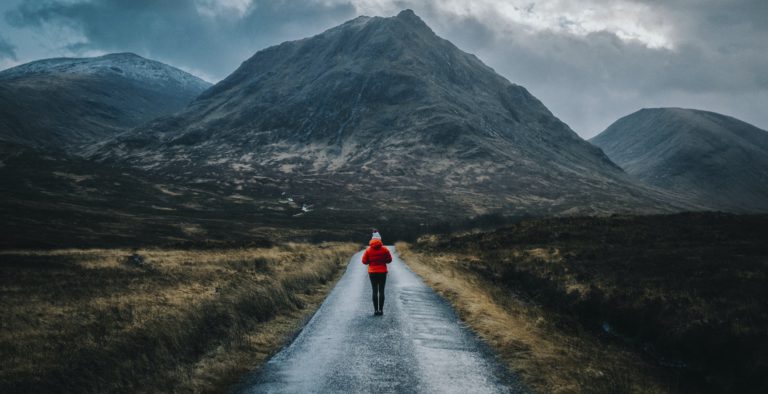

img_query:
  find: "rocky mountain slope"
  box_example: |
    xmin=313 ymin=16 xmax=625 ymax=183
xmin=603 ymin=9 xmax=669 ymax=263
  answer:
xmin=590 ymin=108 xmax=768 ymax=212
xmin=93 ymin=10 xmax=688 ymax=221
xmin=0 ymin=139 xmax=310 ymax=248
xmin=0 ymin=53 xmax=211 ymax=150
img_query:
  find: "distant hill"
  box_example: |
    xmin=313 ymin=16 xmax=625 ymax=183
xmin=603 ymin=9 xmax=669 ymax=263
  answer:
xmin=591 ymin=108 xmax=768 ymax=212
xmin=0 ymin=53 xmax=210 ymax=150
xmin=93 ymin=10 xmax=686 ymax=220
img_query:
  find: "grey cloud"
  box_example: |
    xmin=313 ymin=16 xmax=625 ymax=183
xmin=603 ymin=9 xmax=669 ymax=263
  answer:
xmin=408 ymin=0 xmax=768 ymax=135
xmin=0 ymin=34 xmax=15 ymax=59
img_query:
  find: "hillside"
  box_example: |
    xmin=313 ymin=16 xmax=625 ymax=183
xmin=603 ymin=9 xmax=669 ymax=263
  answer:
xmin=591 ymin=108 xmax=768 ymax=212
xmin=0 ymin=53 xmax=210 ymax=150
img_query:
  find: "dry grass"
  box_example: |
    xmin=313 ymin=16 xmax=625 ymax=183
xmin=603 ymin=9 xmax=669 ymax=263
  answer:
xmin=0 ymin=242 xmax=358 ymax=393
xmin=397 ymin=242 xmax=669 ymax=394
xmin=398 ymin=213 xmax=768 ymax=393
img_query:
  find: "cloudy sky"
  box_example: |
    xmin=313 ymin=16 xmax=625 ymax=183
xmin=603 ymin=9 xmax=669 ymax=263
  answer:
xmin=0 ymin=0 xmax=765 ymax=138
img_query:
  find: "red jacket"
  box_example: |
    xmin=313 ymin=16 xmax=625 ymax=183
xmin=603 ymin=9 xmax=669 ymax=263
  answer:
xmin=362 ymin=239 xmax=392 ymax=274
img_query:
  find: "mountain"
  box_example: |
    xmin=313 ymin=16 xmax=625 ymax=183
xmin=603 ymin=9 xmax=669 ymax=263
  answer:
xmin=590 ymin=108 xmax=768 ymax=212
xmin=93 ymin=10 xmax=688 ymax=221
xmin=0 ymin=53 xmax=211 ymax=150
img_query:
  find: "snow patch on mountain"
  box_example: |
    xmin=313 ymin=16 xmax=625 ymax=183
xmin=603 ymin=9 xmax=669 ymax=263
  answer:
xmin=0 ymin=53 xmax=210 ymax=90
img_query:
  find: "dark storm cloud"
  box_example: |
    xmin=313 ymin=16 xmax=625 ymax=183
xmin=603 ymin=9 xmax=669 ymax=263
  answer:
xmin=2 ymin=0 xmax=766 ymax=136
xmin=5 ymin=0 xmax=355 ymax=81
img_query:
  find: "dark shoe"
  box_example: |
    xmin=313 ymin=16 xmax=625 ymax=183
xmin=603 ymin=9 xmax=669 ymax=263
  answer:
xmin=374 ymin=311 xmax=382 ymax=316
xmin=379 ymin=310 xmax=384 ymax=316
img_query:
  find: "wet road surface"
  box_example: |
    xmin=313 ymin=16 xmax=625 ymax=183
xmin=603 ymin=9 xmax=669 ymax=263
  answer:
xmin=237 ymin=246 xmax=525 ymax=393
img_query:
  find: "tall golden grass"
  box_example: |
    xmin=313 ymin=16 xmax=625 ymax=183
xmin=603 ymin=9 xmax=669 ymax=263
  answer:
xmin=0 ymin=242 xmax=357 ymax=393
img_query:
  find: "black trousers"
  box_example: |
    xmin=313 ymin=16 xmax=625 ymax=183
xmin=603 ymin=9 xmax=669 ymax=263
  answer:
xmin=369 ymin=273 xmax=387 ymax=312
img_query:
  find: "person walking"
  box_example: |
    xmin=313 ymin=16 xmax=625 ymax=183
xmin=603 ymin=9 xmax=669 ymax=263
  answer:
xmin=362 ymin=238 xmax=392 ymax=316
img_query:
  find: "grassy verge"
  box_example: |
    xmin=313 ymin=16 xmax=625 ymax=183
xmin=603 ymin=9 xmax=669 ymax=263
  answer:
xmin=398 ymin=212 xmax=768 ymax=393
xmin=398 ymin=243 xmax=667 ymax=393
xmin=0 ymin=242 xmax=357 ymax=393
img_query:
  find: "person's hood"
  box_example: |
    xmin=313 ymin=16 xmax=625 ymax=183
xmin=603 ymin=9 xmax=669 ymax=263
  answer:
xmin=369 ymin=239 xmax=383 ymax=249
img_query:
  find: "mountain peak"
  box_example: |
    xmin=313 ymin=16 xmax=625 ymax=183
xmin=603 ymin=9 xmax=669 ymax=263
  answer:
xmin=394 ymin=9 xmax=431 ymax=30
xmin=319 ymin=9 xmax=431 ymax=38
xmin=396 ymin=9 xmax=419 ymax=22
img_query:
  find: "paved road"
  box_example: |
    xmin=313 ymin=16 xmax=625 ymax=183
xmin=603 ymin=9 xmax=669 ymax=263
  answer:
xmin=237 ymin=246 xmax=525 ymax=393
